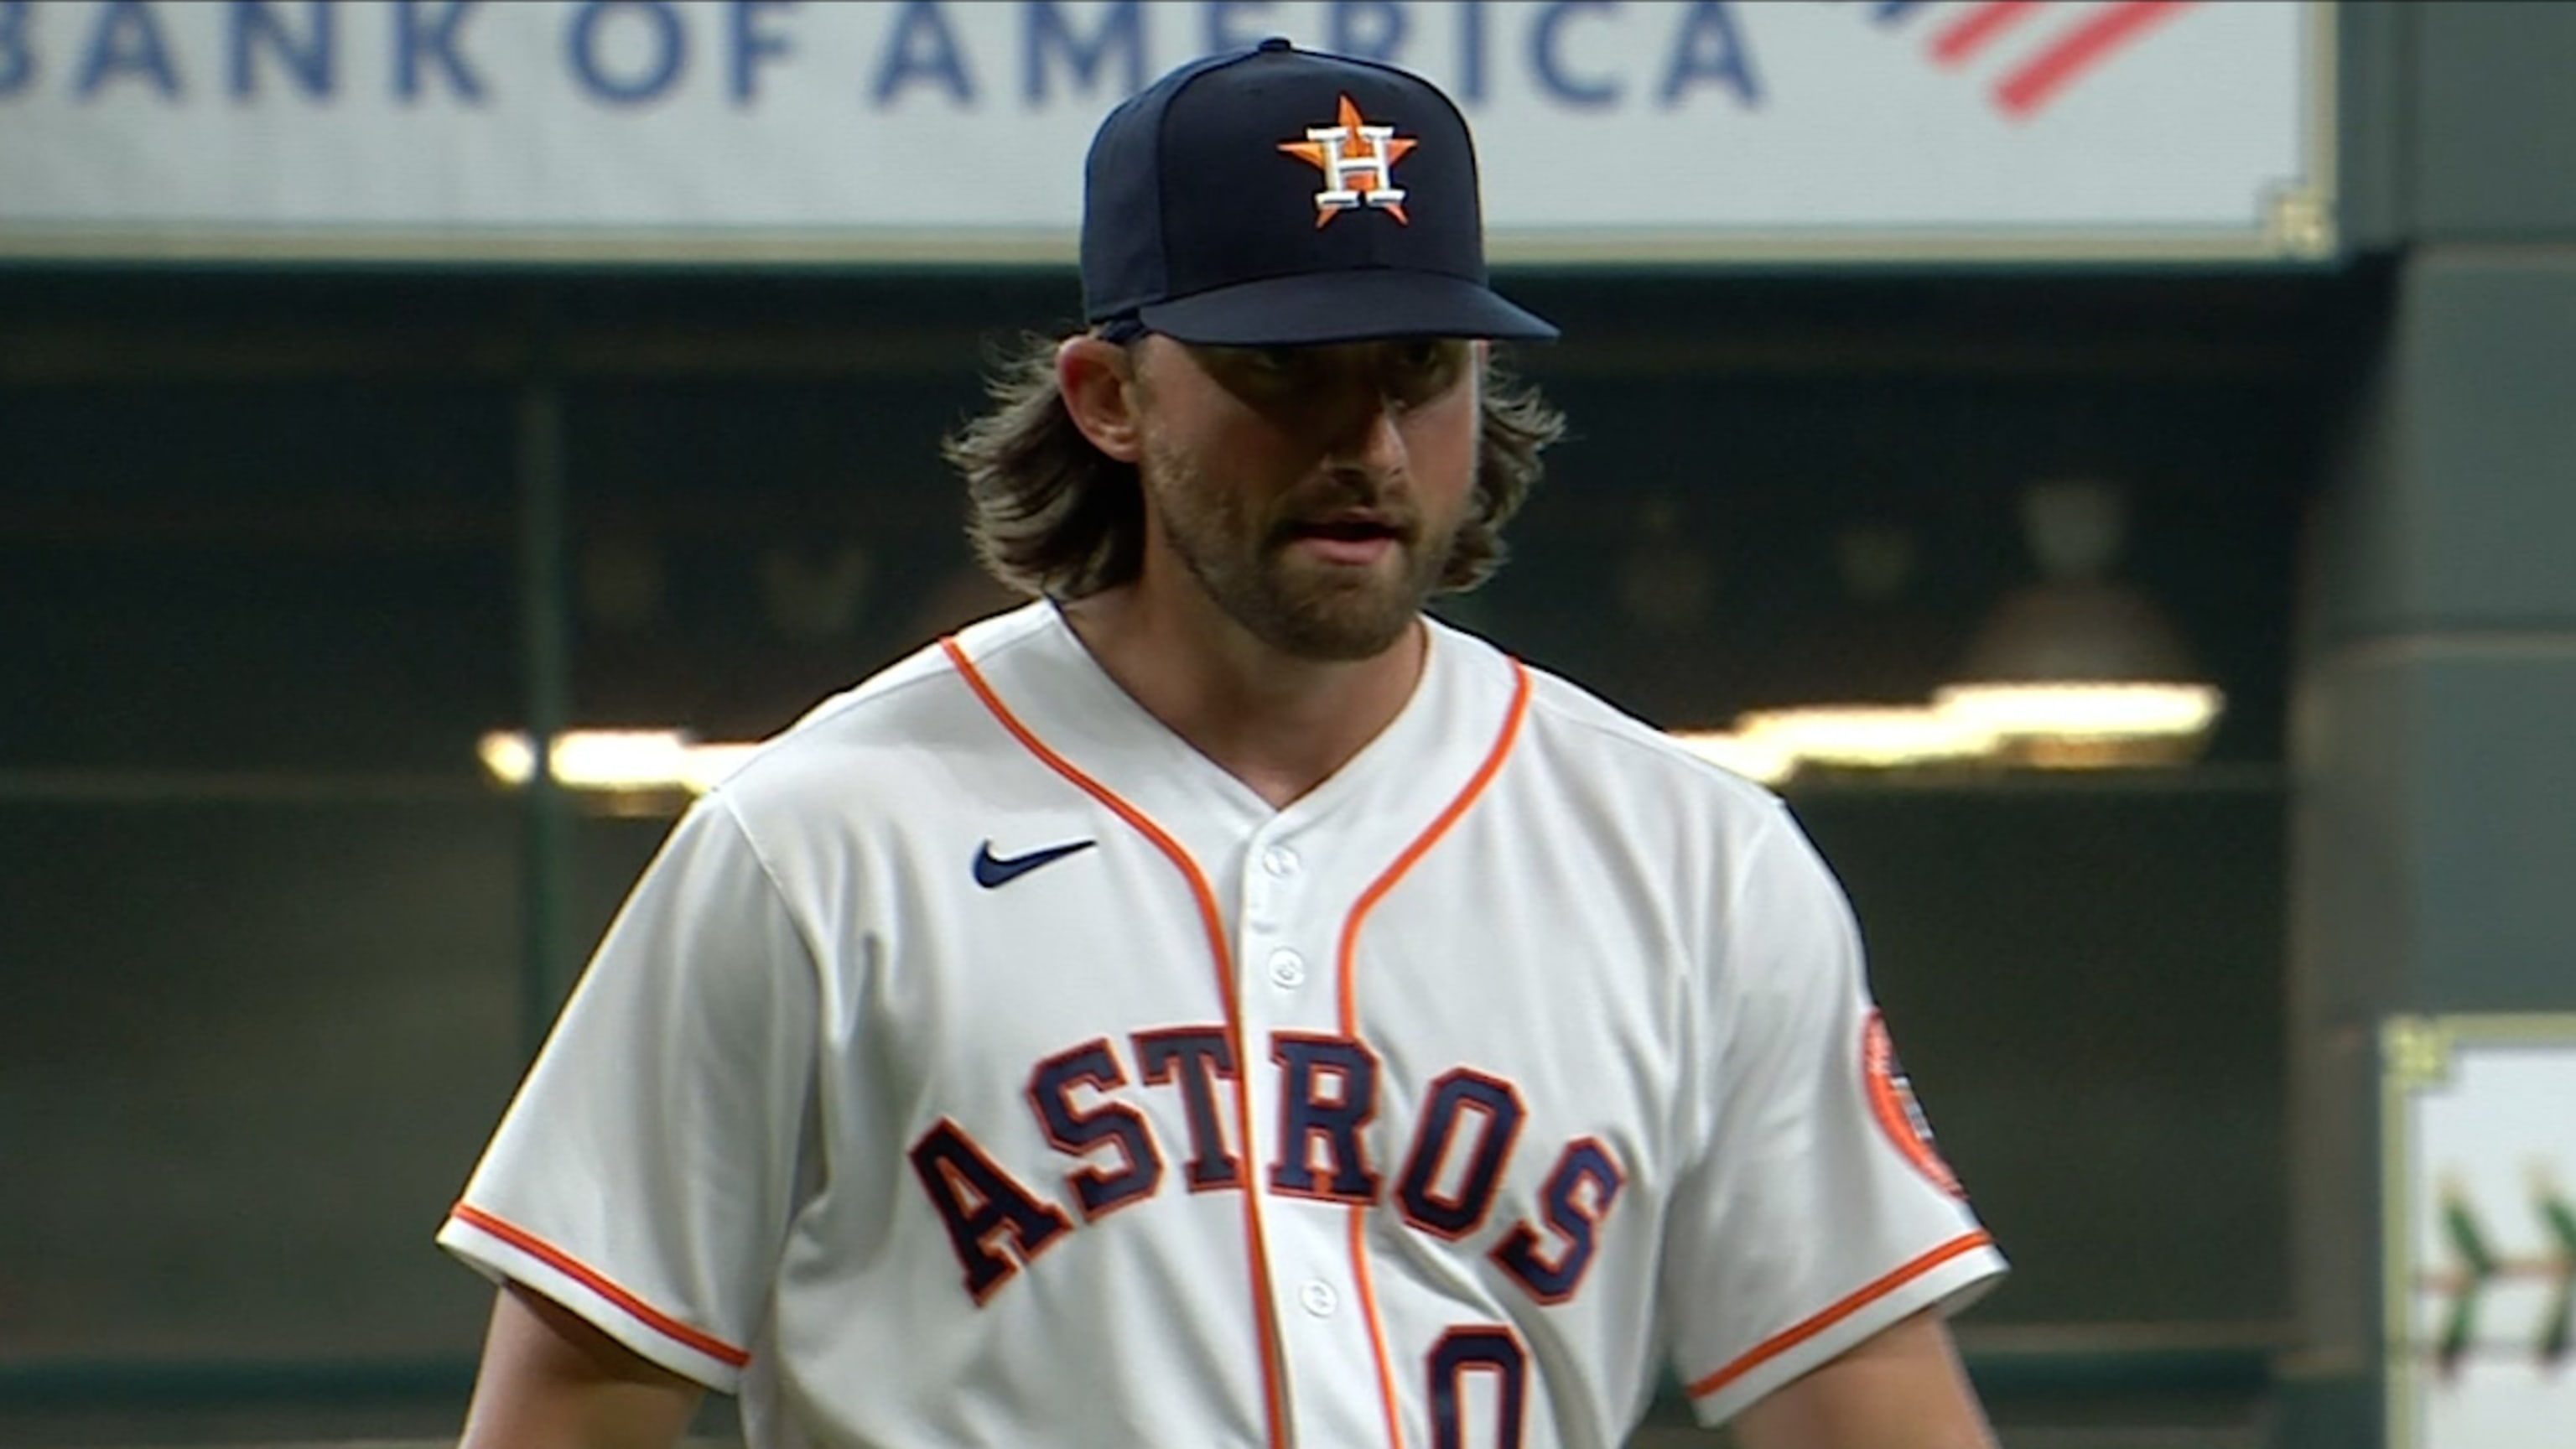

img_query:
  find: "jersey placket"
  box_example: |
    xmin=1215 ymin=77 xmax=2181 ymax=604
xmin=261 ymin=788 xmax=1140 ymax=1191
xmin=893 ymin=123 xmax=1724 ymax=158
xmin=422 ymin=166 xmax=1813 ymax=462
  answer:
xmin=1234 ymin=816 xmax=1395 ymax=1447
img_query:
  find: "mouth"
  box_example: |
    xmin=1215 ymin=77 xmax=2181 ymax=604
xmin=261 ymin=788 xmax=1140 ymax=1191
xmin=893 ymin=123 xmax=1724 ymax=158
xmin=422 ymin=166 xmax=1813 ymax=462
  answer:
xmin=1279 ymin=513 xmax=1409 ymax=567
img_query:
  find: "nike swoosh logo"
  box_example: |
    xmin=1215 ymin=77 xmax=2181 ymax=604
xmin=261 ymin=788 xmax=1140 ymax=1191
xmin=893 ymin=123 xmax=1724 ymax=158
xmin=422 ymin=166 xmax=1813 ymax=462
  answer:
xmin=973 ymin=839 xmax=1097 ymax=889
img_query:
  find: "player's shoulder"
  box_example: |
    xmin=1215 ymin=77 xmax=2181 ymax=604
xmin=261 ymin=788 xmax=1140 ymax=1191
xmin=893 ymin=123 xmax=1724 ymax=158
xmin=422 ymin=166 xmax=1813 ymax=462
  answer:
xmin=1483 ymin=638 xmax=1786 ymax=826
xmin=702 ymin=600 xmax=1058 ymax=816
xmin=1431 ymin=624 xmax=1841 ymax=953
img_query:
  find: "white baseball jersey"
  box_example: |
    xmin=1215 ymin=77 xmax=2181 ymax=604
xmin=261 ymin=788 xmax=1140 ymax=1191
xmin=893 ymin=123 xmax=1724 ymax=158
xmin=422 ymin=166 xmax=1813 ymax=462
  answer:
xmin=439 ymin=600 xmax=2004 ymax=1447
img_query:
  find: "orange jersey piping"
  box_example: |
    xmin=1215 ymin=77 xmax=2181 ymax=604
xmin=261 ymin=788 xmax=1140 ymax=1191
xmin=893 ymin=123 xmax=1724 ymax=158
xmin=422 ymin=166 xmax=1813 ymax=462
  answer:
xmin=447 ymin=1202 xmax=750 ymax=1368
xmin=1334 ymin=657 xmax=1534 ymax=1449
xmin=942 ymin=636 xmax=1288 ymax=1449
xmin=1685 ymin=1228 xmax=1996 ymax=1401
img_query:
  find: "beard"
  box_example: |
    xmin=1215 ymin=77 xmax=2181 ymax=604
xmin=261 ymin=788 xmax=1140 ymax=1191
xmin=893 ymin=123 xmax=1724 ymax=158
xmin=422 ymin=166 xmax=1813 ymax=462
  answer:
xmin=1140 ymin=432 xmax=1463 ymax=662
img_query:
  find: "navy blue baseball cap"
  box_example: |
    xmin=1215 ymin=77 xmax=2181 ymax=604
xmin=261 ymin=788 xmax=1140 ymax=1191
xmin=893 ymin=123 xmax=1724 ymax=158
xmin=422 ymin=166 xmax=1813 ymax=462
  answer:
xmin=1080 ymin=38 xmax=1557 ymax=346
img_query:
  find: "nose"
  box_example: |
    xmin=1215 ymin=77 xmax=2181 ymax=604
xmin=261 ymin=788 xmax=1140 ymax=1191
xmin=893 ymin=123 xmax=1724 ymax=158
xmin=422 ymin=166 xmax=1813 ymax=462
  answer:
xmin=1322 ymin=383 xmax=1408 ymax=477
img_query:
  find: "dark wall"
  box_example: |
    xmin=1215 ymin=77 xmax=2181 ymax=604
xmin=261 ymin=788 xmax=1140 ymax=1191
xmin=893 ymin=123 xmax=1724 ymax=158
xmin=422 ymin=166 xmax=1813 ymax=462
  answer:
xmin=2278 ymin=7 xmax=2576 ymax=1445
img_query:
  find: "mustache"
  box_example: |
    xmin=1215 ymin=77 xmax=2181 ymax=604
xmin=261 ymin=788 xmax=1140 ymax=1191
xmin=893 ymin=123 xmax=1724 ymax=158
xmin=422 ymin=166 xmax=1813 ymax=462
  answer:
xmin=1266 ymin=470 xmax=1419 ymax=541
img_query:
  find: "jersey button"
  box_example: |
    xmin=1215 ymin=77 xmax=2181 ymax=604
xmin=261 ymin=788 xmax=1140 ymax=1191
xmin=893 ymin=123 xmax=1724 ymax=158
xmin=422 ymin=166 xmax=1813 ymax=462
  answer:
xmin=1267 ymin=948 xmax=1307 ymax=989
xmin=1298 ymin=1280 xmax=1338 ymax=1317
xmin=1261 ymin=844 xmax=1301 ymax=878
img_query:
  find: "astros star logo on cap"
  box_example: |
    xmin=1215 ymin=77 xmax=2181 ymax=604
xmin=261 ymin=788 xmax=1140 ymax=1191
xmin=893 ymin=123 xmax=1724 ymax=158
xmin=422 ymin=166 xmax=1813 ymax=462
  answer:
xmin=1278 ymin=94 xmax=1419 ymax=227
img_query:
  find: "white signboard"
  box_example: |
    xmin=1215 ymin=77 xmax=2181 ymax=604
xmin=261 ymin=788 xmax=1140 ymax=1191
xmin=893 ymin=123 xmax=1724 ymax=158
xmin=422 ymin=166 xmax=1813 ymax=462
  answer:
xmin=2385 ymin=1016 xmax=2576 ymax=1449
xmin=0 ymin=0 xmax=2335 ymax=262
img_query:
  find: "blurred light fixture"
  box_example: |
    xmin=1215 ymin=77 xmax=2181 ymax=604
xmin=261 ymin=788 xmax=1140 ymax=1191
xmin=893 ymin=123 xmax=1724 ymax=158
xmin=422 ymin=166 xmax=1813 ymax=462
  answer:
xmin=1666 ymin=730 xmax=1798 ymax=786
xmin=1732 ymin=705 xmax=1998 ymax=771
xmin=477 ymin=729 xmax=756 ymax=796
xmin=1942 ymin=479 xmax=2225 ymax=768
xmin=1935 ymin=682 xmax=2223 ymax=738
xmin=680 ymin=741 xmax=761 ymax=790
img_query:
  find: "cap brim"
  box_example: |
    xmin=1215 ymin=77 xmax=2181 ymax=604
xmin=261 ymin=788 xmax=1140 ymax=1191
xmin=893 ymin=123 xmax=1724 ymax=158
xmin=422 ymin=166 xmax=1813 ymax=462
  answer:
xmin=1135 ymin=269 xmax=1558 ymax=345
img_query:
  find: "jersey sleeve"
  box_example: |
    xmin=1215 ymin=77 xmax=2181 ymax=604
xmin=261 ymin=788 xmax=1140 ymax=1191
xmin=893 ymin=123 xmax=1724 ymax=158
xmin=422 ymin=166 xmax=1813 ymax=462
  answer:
xmin=436 ymin=792 xmax=820 ymax=1392
xmin=1658 ymin=804 xmax=2006 ymax=1426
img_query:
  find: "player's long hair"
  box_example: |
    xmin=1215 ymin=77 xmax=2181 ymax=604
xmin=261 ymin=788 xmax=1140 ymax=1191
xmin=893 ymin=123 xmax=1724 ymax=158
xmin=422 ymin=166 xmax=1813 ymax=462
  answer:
xmin=945 ymin=332 xmax=1566 ymax=600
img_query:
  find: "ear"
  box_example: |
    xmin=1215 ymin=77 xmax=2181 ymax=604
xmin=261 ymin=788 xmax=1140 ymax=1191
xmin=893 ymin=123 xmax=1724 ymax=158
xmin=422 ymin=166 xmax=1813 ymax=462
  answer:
xmin=1057 ymin=335 xmax=1145 ymax=464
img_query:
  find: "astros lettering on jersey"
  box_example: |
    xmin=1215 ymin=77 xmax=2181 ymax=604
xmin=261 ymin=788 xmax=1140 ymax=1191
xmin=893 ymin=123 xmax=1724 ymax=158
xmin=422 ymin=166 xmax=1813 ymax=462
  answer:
xmin=439 ymin=603 xmax=2004 ymax=1447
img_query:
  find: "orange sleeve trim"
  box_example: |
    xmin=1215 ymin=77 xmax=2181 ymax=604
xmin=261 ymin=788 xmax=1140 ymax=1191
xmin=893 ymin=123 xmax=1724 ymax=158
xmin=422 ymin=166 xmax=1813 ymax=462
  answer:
xmin=447 ymin=1202 xmax=751 ymax=1369
xmin=1685 ymin=1229 xmax=1995 ymax=1401
xmin=941 ymin=636 xmax=1290 ymax=1449
xmin=1336 ymin=657 xmax=1531 ymax=1449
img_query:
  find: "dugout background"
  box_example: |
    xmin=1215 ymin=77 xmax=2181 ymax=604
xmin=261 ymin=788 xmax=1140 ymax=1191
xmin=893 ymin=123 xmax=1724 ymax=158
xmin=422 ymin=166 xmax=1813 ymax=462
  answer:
xmin=0 ymin=264 xmax=2347 ymax=1445
xmin=8 ymin=6 xmax=2576 ymax=1447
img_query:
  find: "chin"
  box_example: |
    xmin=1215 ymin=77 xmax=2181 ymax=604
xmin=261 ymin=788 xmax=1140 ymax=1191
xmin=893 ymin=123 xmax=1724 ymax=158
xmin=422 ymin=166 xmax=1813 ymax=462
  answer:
xmin=1257 ymin=592 xmax=1425 ymax=662
xmin=1197 ymin=545 xmax=1447 ymax=661
xmin=1270 ymin=627 xmax=1409 ymax=663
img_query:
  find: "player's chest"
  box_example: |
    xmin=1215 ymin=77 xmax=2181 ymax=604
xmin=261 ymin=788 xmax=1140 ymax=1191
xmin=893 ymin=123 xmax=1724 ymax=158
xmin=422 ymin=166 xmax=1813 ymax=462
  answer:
xmin=827 ymin=808 xmax=1690 ymax=1265
xmin=851 ymin=802 xmax=1682 ymax=1094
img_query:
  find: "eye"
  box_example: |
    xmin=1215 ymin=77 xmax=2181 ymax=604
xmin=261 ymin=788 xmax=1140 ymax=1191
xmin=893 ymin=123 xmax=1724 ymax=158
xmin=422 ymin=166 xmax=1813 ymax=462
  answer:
xmin=1395 ymin=340 xmax=1447 ymax=372
xmin=1384 ymin=339 xmax=1463 ymax=401
xmin=1195 ymin=345 xmax=1315 ymax=397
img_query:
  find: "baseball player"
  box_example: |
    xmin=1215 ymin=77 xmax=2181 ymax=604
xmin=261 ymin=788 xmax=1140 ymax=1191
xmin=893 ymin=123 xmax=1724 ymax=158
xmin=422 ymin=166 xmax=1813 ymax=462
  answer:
xmin=440 ymin=39 xmax=2007 ymax=1449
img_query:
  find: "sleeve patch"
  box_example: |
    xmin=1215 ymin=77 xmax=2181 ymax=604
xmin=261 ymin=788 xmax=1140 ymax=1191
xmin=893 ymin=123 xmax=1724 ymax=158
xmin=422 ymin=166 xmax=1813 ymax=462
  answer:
xmin=1864 ymin=1012 xmax=1966 ymax=1200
